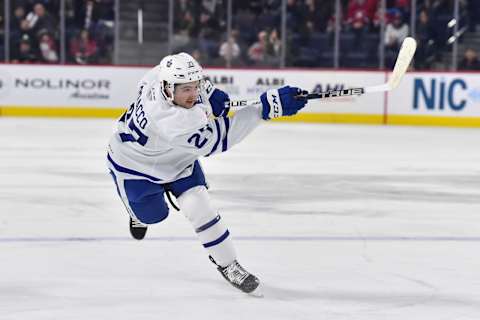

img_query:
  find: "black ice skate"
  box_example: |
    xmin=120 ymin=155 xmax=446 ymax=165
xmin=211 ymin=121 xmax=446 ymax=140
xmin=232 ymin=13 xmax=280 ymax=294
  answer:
xmin=213 ymin=258 xmax=262 ymax=296
xmin=129 ymin=217 xmax=147 ymax=240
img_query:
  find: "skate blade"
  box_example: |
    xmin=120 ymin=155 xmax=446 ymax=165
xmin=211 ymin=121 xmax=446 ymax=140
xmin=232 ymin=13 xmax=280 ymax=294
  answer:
xmin=248 ymin=283 xmax=264 ymax=298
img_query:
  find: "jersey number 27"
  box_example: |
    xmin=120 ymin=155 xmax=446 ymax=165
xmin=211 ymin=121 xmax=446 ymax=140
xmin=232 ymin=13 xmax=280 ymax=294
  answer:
xmin=187 ymin=124 xmax=213 ymax=148
xmin=119 ymin=103 xmax=149 ymax=146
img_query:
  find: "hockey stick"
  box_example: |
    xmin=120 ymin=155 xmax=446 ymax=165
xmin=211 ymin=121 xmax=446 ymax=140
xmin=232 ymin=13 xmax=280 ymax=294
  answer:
xmin=226 ymin=37 xmax=417 ymax=109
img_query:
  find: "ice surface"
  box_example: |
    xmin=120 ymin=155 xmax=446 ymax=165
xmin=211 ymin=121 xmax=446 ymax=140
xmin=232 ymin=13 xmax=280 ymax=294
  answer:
xmin=1 ymin=118 xmax=479 ymax=320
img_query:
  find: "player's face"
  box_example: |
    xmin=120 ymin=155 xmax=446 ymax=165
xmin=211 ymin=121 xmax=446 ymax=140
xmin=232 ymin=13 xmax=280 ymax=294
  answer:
xmin=173 ymin=81 xmax=200 ymax=109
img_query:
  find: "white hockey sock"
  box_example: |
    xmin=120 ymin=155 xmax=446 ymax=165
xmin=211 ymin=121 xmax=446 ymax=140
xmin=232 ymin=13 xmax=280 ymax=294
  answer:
xmin=177 ymin=186 xmax=236 ymax=267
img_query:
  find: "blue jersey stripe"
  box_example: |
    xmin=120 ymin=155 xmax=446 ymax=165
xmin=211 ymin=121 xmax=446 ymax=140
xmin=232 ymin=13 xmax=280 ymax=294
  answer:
xmin=107 ymin=153 xmax=162 ymax=181
xmin=108 ymin=169 xmax=122 ymax=196
xmin=119 ymin=133 xmax=136 ymax=142
xmin=195 ymin=215 xmax=221 ymax=233
xmin=203 ymin=230 xmax=230 ymax=248
xmin=205 ymin=118 xmax=221 ymax=157
xmin=221 ymin=117 xmax=230 ymax=152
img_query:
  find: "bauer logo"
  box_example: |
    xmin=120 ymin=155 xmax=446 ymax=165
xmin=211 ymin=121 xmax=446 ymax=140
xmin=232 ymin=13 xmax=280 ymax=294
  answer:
xmin=413 ymin=78 xmax=468 ymax=111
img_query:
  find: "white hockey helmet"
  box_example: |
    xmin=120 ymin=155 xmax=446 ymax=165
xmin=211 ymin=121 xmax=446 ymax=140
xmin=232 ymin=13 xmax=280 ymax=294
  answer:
xmin=158 ymin=52 xmax=203 ymax=104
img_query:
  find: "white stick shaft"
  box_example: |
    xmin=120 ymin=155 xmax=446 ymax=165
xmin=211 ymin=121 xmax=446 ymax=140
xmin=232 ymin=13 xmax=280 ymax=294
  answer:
xmin=227 ymin=99 xmax=262 ymax=108
xmin=387 ymin=37 xmax=417 ymax=90
xmin=226 ymin=37 xmax=417 ymax=110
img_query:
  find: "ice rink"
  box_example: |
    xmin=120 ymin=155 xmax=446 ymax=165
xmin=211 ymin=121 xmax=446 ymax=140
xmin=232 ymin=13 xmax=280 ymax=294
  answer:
xmin=1 ymin=117 xmax=479 ymax=320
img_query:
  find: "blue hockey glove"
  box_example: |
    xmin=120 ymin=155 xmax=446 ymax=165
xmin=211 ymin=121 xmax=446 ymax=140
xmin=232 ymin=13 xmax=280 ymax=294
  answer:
xmin=203 ymin=79 xmax=230 ymax=117
xmin=260 ymin=86 xmax=308 ymax=120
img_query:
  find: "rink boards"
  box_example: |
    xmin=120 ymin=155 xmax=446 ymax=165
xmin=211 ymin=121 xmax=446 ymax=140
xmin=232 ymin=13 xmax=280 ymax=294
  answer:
xmin=0 ymin=64 xmax=479 ymax=127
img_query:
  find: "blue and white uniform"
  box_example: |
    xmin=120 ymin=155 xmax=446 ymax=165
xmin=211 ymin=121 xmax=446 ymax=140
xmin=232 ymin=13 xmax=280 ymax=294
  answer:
xmin=107 ymin=52 xmax=307 ymax=268
xmin=108 ymin=68 xmax=262 ymax=184
xmin=107 ymin=65 xmax=262 ymax=267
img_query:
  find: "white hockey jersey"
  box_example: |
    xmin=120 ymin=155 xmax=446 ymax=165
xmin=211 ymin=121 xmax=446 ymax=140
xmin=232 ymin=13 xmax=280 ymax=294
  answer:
xmin=107 ymin=67 xmax=263 ymax=183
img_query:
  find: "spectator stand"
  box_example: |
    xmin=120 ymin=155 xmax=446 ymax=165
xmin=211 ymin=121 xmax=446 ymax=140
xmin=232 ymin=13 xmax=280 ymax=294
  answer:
xmin=66 ymin=0 xmax=115 ymax=64
xmin=1 ymin=0 xmax=477 ymax=70
xmin=9 ymin=1 xmax=58 ymax=63
xmin=173 ymin=0 xmax=228 ymax=67
xmin=0 ymin=2 xmax=4 ymax=61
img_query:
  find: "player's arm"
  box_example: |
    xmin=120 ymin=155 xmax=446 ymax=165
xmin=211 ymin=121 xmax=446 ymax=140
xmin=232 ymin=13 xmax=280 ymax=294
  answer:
xmin=171 ymin=84 xmax=308 ymax=157
xmin=168 ymin=106 xmax=260 ymax=157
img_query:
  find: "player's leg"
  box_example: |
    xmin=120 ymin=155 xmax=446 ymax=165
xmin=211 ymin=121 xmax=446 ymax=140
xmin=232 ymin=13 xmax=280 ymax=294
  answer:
xmin=176 ymin=185 xmax=236 ymax=266
xmin=167 ymin=161 xmax=261 ymax=294
xmin=108 ymin=168 xmax=169 ymax=240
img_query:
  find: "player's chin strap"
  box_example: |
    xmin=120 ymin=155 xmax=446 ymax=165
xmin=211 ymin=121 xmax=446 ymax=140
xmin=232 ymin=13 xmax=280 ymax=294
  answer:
xmin=226 ymin=37 xmax=417 ymax=110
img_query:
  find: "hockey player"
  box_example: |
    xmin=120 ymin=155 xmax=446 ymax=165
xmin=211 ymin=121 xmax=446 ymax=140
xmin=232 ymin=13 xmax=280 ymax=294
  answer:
xmin=107 ymin=52 xmax=308 ymax=295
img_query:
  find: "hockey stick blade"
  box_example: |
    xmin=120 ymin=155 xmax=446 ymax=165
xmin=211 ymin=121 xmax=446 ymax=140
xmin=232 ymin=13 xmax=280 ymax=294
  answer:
xmin=387 ymin=37 xmax=417 ymax=90
xmin=364 ymin=37 xmax=416 ymax=93
xmin=226 ymin=37 xmax=417 ymax=108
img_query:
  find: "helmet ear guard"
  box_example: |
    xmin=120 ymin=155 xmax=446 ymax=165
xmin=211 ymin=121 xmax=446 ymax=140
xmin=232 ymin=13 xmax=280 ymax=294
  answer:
xmin=160 ymin=80 xmax=175 ymax=103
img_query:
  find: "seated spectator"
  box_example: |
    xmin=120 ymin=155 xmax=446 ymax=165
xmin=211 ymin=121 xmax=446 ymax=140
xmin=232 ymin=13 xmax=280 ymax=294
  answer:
xmin=219 ymin=30 xmax=241 ymax=64
xmin=348 ymin=10 xmax=369 ymax=42
xmin=248 ymin=30 xmax=268 ymax=64
xmin=385 ymin=9 xmax=409 ymax=68
xmin=415 ymin=9 xmax=436 ymax=69
xmin=458 ymin=48 xmax=480 ymax=71
xmin=372 ymin=2 xmax=403 ymax=32
xmin=416 ymin=9 xmax=435 ymax=41
xmin=11 ymin=35 xmax=38 ymax=63
xmin=345 ymin=0 xmax=377 ymax=29
xmin=267 ymin=28 xmax=281 ymax=58
xmin=345 ymin=0 xmax=376 ymax=49
xmin=11 ymin=6 xmax=26 ymax=35
xmin=38 ymin=31 xmax=58 ymax=63
xmin=70 ymin=29 xmax=98 ymax=64
xmin=13 ymin=19 xmax=37 ymax=50
xmin=385 ymin=9 xmax=408 ymax=50
xmin=26 ymin=3 xmax=57 ymax=38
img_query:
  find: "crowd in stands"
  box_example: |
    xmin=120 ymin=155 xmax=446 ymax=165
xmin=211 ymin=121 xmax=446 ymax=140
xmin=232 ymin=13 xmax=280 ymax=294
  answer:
xmin=1 ymin=0 xmax=479 ymax=70
xmin=8 ymin=0 xmax=114 ymax=64
xmin=173 ymin=0 xmax=480 ymax=70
